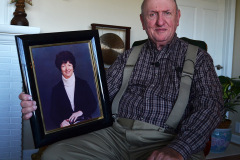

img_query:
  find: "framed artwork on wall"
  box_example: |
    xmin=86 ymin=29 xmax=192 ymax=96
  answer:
xmin=91 ymin=23 xmax=131 ymax=67
xmin=15 ymin=30 xmax=112 ymax=148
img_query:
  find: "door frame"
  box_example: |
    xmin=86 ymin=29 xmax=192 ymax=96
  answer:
xmin=222 ymin=0 xmax=236 ymax=77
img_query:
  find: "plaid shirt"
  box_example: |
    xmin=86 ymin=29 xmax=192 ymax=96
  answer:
xmin=106 ymin=35 xmax=224 ymax=159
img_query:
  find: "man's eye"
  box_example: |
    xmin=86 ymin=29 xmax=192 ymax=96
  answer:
xmin=148 ymin=13 xmax=157 ymax=19
xmin=150 ymin=13 xmax=155 ymax=17
xmin=164 ymin=11 xmax=171 ymax=15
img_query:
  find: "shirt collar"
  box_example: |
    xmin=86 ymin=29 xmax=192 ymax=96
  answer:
xmin=146 ymin=33 xmax=178 ymax=52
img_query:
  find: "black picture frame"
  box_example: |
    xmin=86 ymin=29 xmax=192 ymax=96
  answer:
xmin=15 ymin=30 xmax=113 ymax=148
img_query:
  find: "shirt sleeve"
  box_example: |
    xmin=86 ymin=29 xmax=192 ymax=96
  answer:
xmin=167 ymin=49 xmax=224 ymax=159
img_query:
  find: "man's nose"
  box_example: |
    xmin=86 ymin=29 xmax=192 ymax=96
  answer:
xmin=156 ymin=13 xmax=164 ymax=26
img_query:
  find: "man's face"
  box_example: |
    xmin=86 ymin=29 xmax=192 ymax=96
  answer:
xmin=140 ymin=0 xmax=181 ymax=49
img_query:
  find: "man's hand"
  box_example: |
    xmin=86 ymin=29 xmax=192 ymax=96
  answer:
xmin=148 ymin=147 xmax=184 ymax=160
xmin=69 ymin=111 xmax=83 ymax=123
xmin=19 ymin=92 xmax=37 ymax=120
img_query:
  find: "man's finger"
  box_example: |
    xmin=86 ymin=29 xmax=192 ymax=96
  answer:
xmin=19 ymin=92 xmax=32 ymax=101
xmin=21 ymin=104 xmax=37 ymax=114
xmin=20 ymin=100 xmax=36 ymax=109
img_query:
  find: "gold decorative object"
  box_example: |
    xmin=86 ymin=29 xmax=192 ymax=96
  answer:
xmin=100 ymin=33 xmax=124 ymax=65
xmin=91 ymin=24 xmax=131 ymax=66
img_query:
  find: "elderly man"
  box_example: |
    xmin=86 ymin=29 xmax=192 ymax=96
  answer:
xmin=19 ymin=0 xmax=224 ymax=159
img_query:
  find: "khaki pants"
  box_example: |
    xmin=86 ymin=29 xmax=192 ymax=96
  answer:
xmin=42 ymin=118 xmax=205 ymax=160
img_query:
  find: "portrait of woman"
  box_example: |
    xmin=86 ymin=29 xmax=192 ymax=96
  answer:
xmin=51 ymin=51 xmax=98 ymax=128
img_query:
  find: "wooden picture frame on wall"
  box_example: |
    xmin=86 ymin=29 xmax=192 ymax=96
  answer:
xmin=91 ymin=23 xmax=131 ymax=50
xmin=91 ymin=23 xmax=131 ymax=67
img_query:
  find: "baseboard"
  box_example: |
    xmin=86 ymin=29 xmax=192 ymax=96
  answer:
xmin=231 ymin=134 xmax=240 ymax=145
xmin=23 ymin=149 xmax=39 ymax=160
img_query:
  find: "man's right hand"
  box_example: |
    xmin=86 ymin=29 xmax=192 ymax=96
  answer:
xmin=19 ymin=92 xmax=37 ymax=120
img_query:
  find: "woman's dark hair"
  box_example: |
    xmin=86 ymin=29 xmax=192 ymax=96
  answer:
xmin=55 ymin=51 xmax=76 ymax=70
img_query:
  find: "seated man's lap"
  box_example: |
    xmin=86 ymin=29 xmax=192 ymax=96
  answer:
xmin=42 ymin=126 xmax=130 ymax=160
xmin=42 ymin=121 xmax=205 ymax=160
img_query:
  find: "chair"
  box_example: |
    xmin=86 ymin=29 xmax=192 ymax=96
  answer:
xmin=132 ymin=37 xmax=207 ymax=51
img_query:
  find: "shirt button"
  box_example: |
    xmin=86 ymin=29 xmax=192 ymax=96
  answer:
xmin=152 ymin=84 xmax=155 ymax=87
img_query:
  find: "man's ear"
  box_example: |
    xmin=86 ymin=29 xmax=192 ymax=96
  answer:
xmin=176 ymin=9 xmax=181 ymax=26
xmin=140 ymin=14 xmax=145 ymax=30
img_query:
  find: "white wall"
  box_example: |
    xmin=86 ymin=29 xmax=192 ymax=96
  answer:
xmin=0 ymin=25 xmax=40 ymax=160
xmin=22 ymin=0 xmax=147 ymax=46
xmin=0 ymin=33 xmax=22 ymax=160
xmin=11 ymin=0 xmax=239 ymax=76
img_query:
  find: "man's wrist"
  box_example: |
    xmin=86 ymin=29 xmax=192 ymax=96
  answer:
xmin=167 ymin=141 xmax=192 ymax=160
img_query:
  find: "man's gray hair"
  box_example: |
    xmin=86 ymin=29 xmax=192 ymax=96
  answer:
xmin=141 ymin=0 xmax=179 ymax=15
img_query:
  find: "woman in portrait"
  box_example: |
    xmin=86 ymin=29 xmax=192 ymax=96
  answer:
xmin=51 ymin=51 xmax=97 ymax=128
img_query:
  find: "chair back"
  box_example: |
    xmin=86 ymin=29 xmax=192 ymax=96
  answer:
xmin=132 ymin=37 xmax=207 ymax=51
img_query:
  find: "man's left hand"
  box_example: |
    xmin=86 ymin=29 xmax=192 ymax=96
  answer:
xmin=147 ymin=147 xmax=184 ymax=160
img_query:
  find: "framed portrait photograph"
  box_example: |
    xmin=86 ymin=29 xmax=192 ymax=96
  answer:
xmin=15 ymin=30 xmax=113 ymax=148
